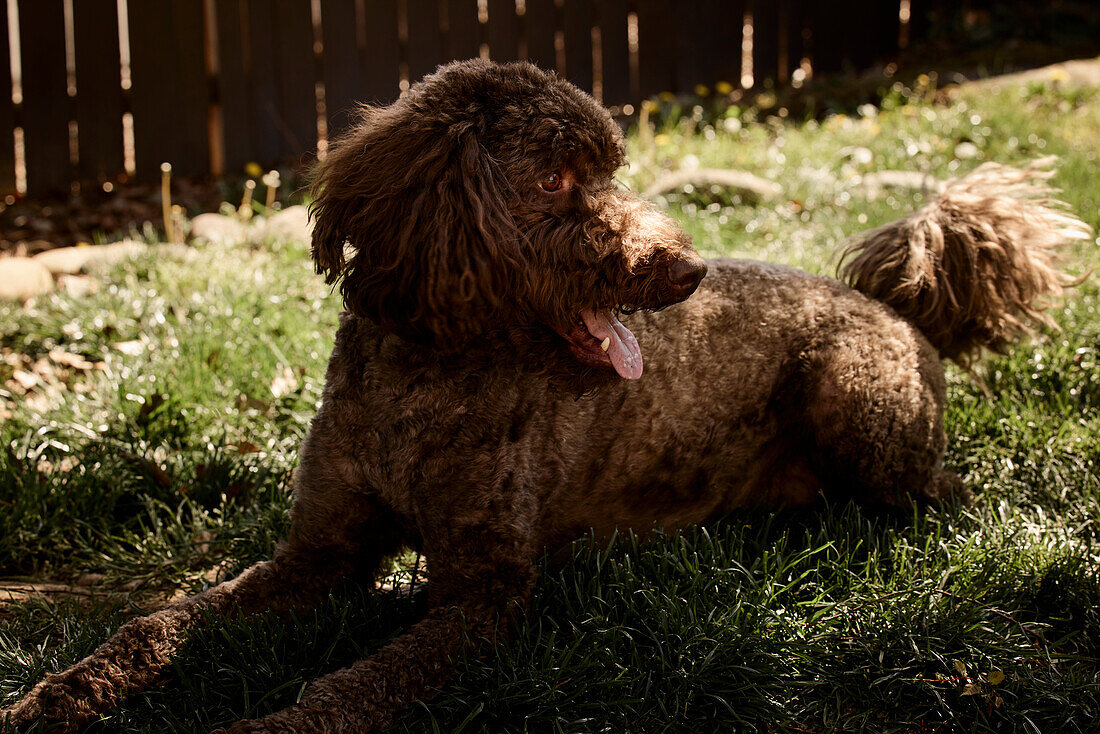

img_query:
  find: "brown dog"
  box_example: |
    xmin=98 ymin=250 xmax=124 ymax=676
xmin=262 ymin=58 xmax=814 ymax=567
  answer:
xmin=3 ymin=59 xmax=1088 ymax=733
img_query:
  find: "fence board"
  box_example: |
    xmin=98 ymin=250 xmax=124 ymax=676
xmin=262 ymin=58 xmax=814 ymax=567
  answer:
xmin=446 ymin=0 xmax=481 ymax=60
xmin=808 ymin=1 xmax=846 ymax=74
xmin=128 ymin=0 xmax=209 ymax=179
xmin=362 ymin=0 xmax=401 ymax=103
xmin=321 ymin=0 xmax=365 ymax=133
xmin=407 ymin=0 xmax=444 ymax=82
xmin=780 ymin=0 xmax=806 ymax=83
xmin=244 ymin=2 xmax=283 ymax=163
xmin=487 ymin=0 xmax=519 ymax=62
xmin=752 ymin=0 xmax=779 ymax=86
xmin=594 ymin=0 xmax=630 ymax=105
xmin=0 ymin=6 xmax=13 ymax=193
xmin=273 ymin=0 xmax=318 ymax=160
xmin=635 ymin=0 xmax=674 ymax=96
xmin=523 ymin=0 xmax=559 ymax=72
xmin=73 ymin=0 xmax=124 ymax=182
xmin=18 ymin=0 xmax=70 ymax=192
xmin=214 ymin=0 xmax=252 ymax=172
xmin=675 ymin=1 xmax=741 ymax=94
xmin=562 ymin=0 xmax=592 ymax=90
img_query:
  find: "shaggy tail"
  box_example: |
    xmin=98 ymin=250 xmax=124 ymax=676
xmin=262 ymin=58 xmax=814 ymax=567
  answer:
xmin=838 ymin=157 xmax=1092 ymax=365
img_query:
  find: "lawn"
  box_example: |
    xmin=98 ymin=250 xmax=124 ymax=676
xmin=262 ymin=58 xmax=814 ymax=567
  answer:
xmin=2 ymin=75 xmax=1099 ymax=732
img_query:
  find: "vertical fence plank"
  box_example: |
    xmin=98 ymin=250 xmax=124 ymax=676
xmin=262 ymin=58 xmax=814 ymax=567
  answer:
xmin=446 ymin=0 xmax=480 ymax=60
xmin=523 ymin=0 xmax=558 ymax=73
xmin=128 ymin=0 xmax=209 ymax=179
xmin=215 ymin=0 xmax=253 ymax=172
xmin=73 ymin=0 xmax=124 ymax=182
xmin=752 ymin=0 xmax=779 ymax=87
xmin=487 ymin=0 xmax=519 ymax=61
xmin=321 ymin=0 xmax=365 ymax=134
xmin=362 ymin=0 xmax=400 ymax=103
xmin=808 ymin=2 xmax=845 ymax=74
xmin=673 ymin=1 xmax=714 ymax=94
xmin=676 ymin=0 xmax=742 ymax=94
xmin=407 ymin=0 xmax=444 ymax=82
xmin=245 ymin=2 xmax=283 ymax=163
xmin=635 ymin=0 xmax=674 ymax=96
xmin=18 ymin=0 xmax=70 ymax=192
xmin=561 ymin=0 xmax=592 ymax=90
xmin=780 ymin=0 xmax=806 ymax=84
xmin=594 ymin=0 xmax=630 ymax=106
xmin=273 ymin=0 xmax=318 ymax=160
xmin=0 ymin=5 xmax=14 ymax=193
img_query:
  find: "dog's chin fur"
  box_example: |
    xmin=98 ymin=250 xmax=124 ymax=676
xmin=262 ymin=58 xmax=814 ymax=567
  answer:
xmin=5 ymin=60 xmax=1090 ymax=734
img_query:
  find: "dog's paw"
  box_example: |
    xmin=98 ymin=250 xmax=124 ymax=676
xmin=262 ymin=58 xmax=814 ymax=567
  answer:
xmin=1 ymin=694 xmax=42 ymax=730
xmin=2 ymin=681 xmax=79 ymax=733
xmin=221 ymin=713 xmax=306 ymax=734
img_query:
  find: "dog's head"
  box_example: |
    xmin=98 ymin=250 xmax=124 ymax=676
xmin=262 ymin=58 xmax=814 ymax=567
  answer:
xmin=310 ymin=59 xmax=705 ymax=383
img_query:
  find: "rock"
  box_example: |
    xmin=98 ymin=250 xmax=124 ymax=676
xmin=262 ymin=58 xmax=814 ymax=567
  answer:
xmin=254 ymin=205 xmax=312 ymax=243
xmin=0 ymin=257 xmax=55 ymax=300
xmin=190 ymin=212 xmax=248 ymax=244
xmin=57 ymin=274 xmax=98 ymax=297
xmin=642 ymin=168 xmax=782 ymax=203
xmin=32 ymin=240 xmax=148 ymax=275
xmin=33 ymin=246 xmax=95 ymax=275
xmin=81 ymin=240 xmax=149 ymax=272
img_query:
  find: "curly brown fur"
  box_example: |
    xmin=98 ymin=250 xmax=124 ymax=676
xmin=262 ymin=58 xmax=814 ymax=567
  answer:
xmin=837 ymin=157 xmax=1092 ymax=365
xmin=4 ymin=60 xmax=1088 ymax=733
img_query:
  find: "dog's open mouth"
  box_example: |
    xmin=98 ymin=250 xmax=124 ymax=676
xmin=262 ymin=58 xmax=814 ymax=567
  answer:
xmin=557 ymin=308 xmax=643 ymax=380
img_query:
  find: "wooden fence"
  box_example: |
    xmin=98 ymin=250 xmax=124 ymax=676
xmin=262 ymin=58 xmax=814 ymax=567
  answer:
xmin=3 ymin=0 xmax=910 ymax=197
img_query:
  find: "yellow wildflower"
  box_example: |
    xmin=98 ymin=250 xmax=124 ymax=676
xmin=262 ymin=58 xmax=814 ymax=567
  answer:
xmin=715 ymin=81 xmax=734 ymax=95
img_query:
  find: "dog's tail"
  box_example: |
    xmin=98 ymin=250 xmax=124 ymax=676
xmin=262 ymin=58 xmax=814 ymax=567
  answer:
xmin=837 ymin=157 xmax=1092 ymax=365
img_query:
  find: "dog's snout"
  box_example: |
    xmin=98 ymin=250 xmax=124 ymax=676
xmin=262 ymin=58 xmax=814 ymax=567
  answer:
xmin=666 ymin=253 xmax=708 ymax=298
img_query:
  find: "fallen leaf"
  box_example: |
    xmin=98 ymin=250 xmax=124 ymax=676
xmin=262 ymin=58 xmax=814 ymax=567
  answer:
xmin=954 ymin=660 xmax=968 ymax=678
xmin=112 ymin=340 xmax=144 ymax=356
xmin=270 ymin=366 xmax=299 ymax=398
xmin=988 ymin=670 xmax=1005 ymax=685
xmin=48 ymin=349 xmax=99 ymax=371
xmin=11 ymin=369 xmax=37 ymax=390
xmin=961 ymin=682 xmax=982 ymax=696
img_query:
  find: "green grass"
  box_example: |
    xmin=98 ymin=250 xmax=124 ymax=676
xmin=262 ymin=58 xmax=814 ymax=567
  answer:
xmin=2 ymin=78 xmax=1100 ymax=732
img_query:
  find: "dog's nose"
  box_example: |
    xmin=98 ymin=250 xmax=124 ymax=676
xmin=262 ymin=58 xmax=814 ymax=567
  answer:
xmin=667 ymin=253 xmax=708 ymax=298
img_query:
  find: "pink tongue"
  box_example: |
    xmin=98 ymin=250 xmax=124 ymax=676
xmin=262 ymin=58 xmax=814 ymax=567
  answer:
xmin=581 ymin=309 xmax=643 ymax=380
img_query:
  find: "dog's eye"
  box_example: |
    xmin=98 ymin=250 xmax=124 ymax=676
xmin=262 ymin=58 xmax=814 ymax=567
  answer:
xmin=540 ymin=172 xmax=562 ymax=192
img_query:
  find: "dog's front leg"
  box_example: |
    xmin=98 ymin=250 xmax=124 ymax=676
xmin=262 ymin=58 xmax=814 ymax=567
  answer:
xmin=1 ymin=544 xmax=355 ymax=733
xmin=225 ymin=508 xmax=539 ymax=733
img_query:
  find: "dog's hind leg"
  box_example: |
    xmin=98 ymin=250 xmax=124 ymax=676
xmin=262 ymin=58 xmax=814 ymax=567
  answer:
xmin=804 ymin=333 xmax=965 ymax=507
xmin=226 ymin=505 xmax=538 ymax=733
xmin=2 ymin=454 xmax=404 ymax=732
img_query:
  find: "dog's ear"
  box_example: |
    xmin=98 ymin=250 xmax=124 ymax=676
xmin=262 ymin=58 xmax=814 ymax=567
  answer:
xmin=309 ymin=103 xmax=519 ymax=348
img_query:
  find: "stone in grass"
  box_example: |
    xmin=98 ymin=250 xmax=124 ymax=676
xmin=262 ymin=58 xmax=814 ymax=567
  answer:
xmin=33 ymin=240 xmax=149 ymax=275
xmin=0 ymin=257 xmax=54 ymax=301
xmin=32 ymin=246 xmax=93 ymax=275
xmin=253 ymin=205 xmax=313 ymax=243
xmin=190 ymin=212 xmax=249 ymax=244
